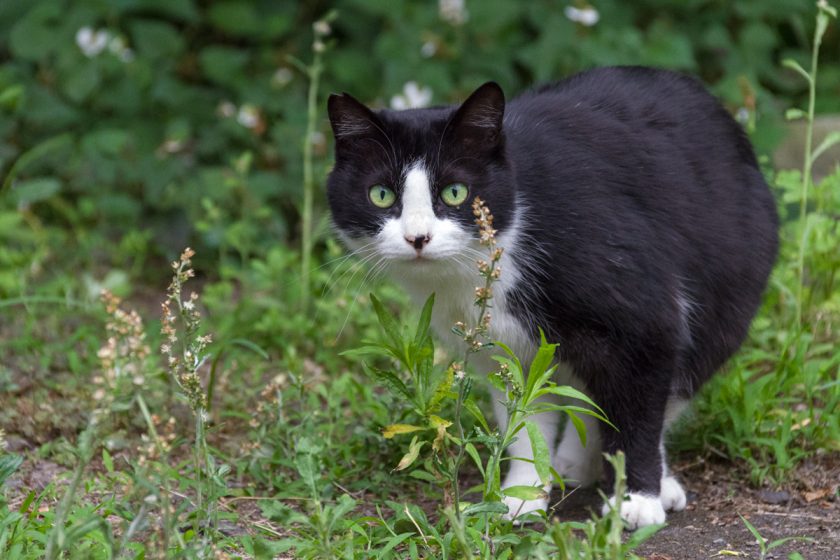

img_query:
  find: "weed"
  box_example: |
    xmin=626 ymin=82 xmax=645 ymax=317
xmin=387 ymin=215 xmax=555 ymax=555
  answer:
xmin=739 ymin=513 xmax=813 ymax=560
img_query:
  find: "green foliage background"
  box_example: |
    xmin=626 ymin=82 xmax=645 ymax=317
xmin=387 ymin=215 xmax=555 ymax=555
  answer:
xmin=1 ymin=2 xmax=839 ymax=556
xmin=1 ymin=0 xmax=838 ymax=280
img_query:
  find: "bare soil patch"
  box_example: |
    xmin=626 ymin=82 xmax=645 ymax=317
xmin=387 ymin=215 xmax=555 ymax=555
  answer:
xmin=550 ymin=455 xmax=840 ymax=559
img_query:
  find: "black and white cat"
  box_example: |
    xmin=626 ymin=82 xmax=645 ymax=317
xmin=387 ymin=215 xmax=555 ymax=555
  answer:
xmin=326 ymin=67 xmax=778 ymax=528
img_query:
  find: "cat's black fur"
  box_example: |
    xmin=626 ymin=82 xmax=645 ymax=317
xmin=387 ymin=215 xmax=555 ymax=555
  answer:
xmin=327 ymin=67 xmax=778 ymax=499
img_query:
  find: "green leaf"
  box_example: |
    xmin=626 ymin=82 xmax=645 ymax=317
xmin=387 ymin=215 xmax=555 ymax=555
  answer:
xmin=364 ymin=364 xmax=412 ymax=401
xmin=340 ymin=344 xmax=390 ymax=358
xmin=0 ymin=85 xmax=24 ymax=111
xmin=426 ymin=364 xmax=453 ymax=414
xmin=2 ymin=133 xmax=72 ymax=193
xmin=463 ymin=396 xmax=490 ymax=433
xmin=525 ymin=420 xmax=552 ymax=486
xmin=63 ymin=62 xmax=102 ymax=104
xmin=810 ymin=131 xmax=840 ymax=166
xmin=82 ymin=129 xmax=131 ymax=157
xmin=524 ymin=332 xmax=557 ymax=398
xmin=377 ymin=532 xmax=415 ymax=557
xmin=501 ymin=485 xmax=548 ymax=501
xmin=739 ymin=513 xmax=766 ymax=551
xmin=63 ymin=516 xmax=112 ymax=549
xmin=102 ymin=449 xmax=114 ymax=474
xmin=566 ymin=411 xmax=587 ymax=448
xmin=10 ymin=177 xmax=61 ymax=205
xmin=8 ymin=4 xmax=63 ymax=61
xmin=382 ymin=424 xmax=425 ymax=439
xmin=413 ymin=293 xmax=435 ymax=347
xmin=394 ymin=436 xmax=425 ymax=471
xmin=464 ymin=442 xmax=485 ymax=478
xmin=785 ymin=108 xmax=806 ymax=121
xmin=370 ymin=294 xmax=404 ymax=351
xmin=409 ymin=469 xmax=438 ymax=482
xmin=129 ymin=19 xmax=186 ymax=60
xmin=199 ymin=45 xmax=249 ymax=87
xmin=0 ymin=454 xmax=24 ymax=486
xmin=765 ymin=536 xmax=813 ymax=552
xmin=624 ymin=522 xmax=665 ymax=548
xmin=547 ymin=403 xmax=613 ymax=430
xmin=208 ymin=1 xmax=291 ymax=39
xmin=537 ymin=385 xmax=608 ymax=417
xmin=818 ymin=2 xmax=838 ymax=17
xmin=462 ymin=501 xmax=509 ymax=517
xmin=782 ymin=59 xmax=811 ymax=83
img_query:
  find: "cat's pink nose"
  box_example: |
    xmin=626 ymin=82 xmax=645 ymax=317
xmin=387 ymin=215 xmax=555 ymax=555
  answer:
xmin=405 ymin=234 xmax=431 ymax=251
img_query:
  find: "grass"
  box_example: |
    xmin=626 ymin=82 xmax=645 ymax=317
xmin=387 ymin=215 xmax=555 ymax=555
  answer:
xmin=1 ymin=2 xmax=838 ymax=558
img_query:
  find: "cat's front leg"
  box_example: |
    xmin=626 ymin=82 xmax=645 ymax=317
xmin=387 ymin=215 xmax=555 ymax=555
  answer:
xmin=492 ymin=390 xmax=560 ymax=520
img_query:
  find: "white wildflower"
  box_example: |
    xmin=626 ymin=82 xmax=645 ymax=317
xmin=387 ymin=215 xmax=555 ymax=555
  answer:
xmin=564 ymin=6 xmax=599 ymax=27
xmin=236 ymin=104 xmax=260 ymax=129
xmin=390 ymin=82 xmax=433 ymax=110
xmin=272 ymin=67 xmax=293 ymax=88
xmin=217 ymin=101 xmax=236 ymax=118
xmin=108 ymin=36 xmax=126 ymax=55
xmin=313 ymin=20 xmax=332 ymax=37
xmin=439 ymin=0 xmax=468 ymax=26
xmin=310 ymin=131 xmax=326 ymax=149
xmin=76 ymin=27 xmax=109 ymax=58
xmin=421 ymin=41 xmax=437 ymax=58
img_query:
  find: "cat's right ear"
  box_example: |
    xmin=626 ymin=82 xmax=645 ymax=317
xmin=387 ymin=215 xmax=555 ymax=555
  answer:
xmin=449 ymin=81 xmax=505 ymax=148
xmin=327 ymin=93 xmax=382 ymax=142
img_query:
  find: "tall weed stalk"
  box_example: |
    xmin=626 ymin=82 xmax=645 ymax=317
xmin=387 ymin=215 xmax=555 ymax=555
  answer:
xmin=294 ymin=12 xmax=336 ymax=312
xmin=785 ymin=0 xmax=839 ymax=326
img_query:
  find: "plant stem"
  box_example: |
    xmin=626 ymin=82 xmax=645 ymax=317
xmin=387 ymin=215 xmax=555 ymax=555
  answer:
xmin=795 ymin=9 xmax=826 ymax=327
xmin=45 ymin=421 xmax=95 ymax=560
xmin=136 ymin=394 xmax=187 ymax=552
xmin=194 ymin=409 xmax=204 ymax=536
xmin=452 ymin=258 xmax=497 ymax=520
xmin=300 ymin=49 xmax=323 ymax=312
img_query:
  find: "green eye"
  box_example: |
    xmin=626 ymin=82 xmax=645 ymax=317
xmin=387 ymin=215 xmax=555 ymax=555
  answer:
xmin=369 ymin=184 xmax=396 ymax=208
xmin=441 ymin=183 xmax=469 ymax=206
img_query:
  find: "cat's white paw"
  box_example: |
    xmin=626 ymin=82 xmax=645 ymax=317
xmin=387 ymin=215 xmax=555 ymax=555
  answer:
xmin=602 ymin=493 xmax=666 ymax=530
xmin=503 ymin=494 xmax=549 ymax=523
xmin=660 ymin=476 xmax=687 ymax=511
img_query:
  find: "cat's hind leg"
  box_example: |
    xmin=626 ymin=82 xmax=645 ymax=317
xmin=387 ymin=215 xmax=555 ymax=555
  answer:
xmin=659 ymin=397 xmax=688 ymax=512
xmin=552 ymin=411 xmax=602 ymax=487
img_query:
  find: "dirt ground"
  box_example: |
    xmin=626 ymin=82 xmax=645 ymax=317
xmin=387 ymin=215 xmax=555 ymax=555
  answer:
xmin=5 ymin=430 xmax=838 ymax=559
xmin=551 ymin=455 xmax=840 ymax=559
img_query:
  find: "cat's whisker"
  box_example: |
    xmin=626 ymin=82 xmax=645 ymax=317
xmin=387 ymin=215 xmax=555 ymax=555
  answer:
xmin=322 ymin=249 xmax=381 ymax=300
xmin=319 ymin=243 xmax=380 ymax=297
xmin=334 ymin=256 xmax=390 ymax=342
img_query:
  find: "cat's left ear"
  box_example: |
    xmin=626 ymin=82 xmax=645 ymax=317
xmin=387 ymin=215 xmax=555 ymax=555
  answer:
xmin=449 ymin=81 xmax=505 ymax=147
xmin=327 ymin=92 xmax=383 ymax=142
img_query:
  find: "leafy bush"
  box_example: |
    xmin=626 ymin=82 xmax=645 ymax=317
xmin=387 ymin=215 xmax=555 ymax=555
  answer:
xmin=2 ymin=0 xmax=838 ymax=283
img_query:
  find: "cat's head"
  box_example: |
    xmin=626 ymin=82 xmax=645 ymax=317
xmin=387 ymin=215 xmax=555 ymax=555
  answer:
xmin=326 ymin=82 xmax=515 ymax=272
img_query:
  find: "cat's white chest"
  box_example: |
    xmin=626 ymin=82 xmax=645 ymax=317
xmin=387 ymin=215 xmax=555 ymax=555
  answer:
xmin=394 ymin=249 xmax=537 ymax=370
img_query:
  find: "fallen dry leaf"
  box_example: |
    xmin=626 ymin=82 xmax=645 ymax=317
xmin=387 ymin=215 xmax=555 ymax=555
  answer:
xmin=804 ymin=488 xmax=830 ymax=502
